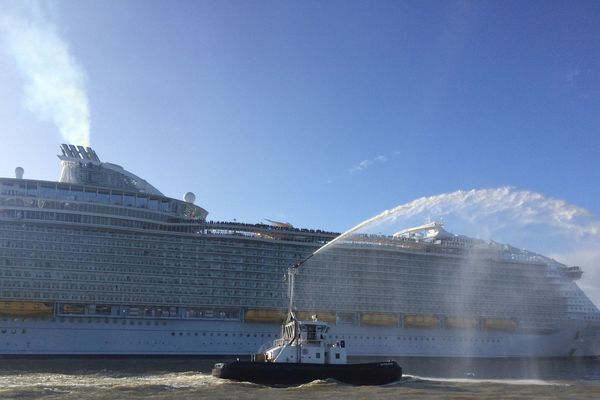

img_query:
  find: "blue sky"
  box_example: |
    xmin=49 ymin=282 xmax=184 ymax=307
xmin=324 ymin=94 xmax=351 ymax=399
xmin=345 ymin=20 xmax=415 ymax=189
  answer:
xmin=1 ymin=0 xmax=599 ymax=234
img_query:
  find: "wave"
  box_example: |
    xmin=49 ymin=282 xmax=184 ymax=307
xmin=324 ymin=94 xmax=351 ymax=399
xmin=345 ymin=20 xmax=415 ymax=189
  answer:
xmin=403 ymin=374 xmax=570 ymax=387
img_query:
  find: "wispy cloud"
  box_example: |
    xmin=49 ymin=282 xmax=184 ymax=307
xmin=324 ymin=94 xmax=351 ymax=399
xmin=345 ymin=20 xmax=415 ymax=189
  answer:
xmin=0 ymin=0 xmax=91 ymax=146
xmin=565 ymin=69 xmax=580 ymax=87
xmin=349 ymin=154 xmax=388 ymax=173
xmin=564 ymin=68 xmax=600 ymax=99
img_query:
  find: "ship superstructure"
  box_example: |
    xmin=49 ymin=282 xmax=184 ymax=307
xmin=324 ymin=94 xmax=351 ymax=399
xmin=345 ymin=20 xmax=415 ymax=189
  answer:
xmin=0 ymin=145 xmax=599 ymax=357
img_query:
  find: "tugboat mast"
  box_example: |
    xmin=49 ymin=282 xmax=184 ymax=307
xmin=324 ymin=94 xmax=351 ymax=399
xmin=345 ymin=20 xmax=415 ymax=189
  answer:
xmin=287 ymin=251 xmax=318 ymax=317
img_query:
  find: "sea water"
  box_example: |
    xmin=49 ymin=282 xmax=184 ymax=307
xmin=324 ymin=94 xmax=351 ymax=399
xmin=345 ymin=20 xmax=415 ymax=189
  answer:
xmin=1 ymin=358 xmax=599 ymax=400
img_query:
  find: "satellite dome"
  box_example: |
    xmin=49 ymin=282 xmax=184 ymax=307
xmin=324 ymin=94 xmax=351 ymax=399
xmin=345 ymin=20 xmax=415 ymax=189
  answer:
xmin=183 ymin=192 xmax=196 ymax=204
xmin=15 ymin=167 xmax=24 ymax=179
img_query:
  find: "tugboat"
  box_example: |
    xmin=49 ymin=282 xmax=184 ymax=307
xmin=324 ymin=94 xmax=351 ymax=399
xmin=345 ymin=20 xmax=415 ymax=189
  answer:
xmin=212 ymin=259 xmax=402 ymax=386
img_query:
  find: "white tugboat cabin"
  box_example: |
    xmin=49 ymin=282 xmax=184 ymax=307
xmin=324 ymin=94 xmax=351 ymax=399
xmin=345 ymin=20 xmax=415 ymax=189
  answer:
xmin=264 ymin=314 xmax=347 ymax=364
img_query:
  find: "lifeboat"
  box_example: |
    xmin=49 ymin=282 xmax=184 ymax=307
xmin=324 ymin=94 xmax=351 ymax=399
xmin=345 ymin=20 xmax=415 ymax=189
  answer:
xmin=128 ymin=307 xmax=141 ymax=316
xmin=484 ymin=319 xmax=517 ymax=331
xmin=445 ymin=316 xmax=479 ymax=329
xmin=404 ymin=315 xmax=439 ymax=328
xmin=361 ymin=313 xmax=399 ymax=327
xmin=297 ymin=311 xmax=336 ymax=324
xmin=96 ymin=305 xmax=112 ymax=315
xmin=0 ymin=301 xmax=53 ymax=317
xmin=62 ymin=304 xmax=85 ymax=314
xmin=244 ymin=309 xmax=286 ymax=323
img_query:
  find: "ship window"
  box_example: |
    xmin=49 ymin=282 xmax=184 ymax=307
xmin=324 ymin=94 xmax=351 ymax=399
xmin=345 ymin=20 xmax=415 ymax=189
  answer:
xmin=111 ymin=192 xmax=123 ymax=205
xmin=98 ymin=191 xmax=109 ymax=203
xmin=335 ymin=353 xmax=340 ymax=359
xmin=160 ymin=200 xmax=169 ymax=212
xmin=84 ymin=189 xmax=97 ymax=202
xmin=136 ymin=196 xmax=148 ymax=208
xmin=39 ymin=184 xmax=56 ymax=199
xmin=57 ymin=185 xmax=70 ymax=200
xmin=71 ymin=187 xmax=83 ymax=200
xmin=148 ymin=198 xmax=159 ymax=210
xmin=316 ymin=353 xmax=320 ymax=359
xmin=124 ymin=194 xmax=135 ymax=207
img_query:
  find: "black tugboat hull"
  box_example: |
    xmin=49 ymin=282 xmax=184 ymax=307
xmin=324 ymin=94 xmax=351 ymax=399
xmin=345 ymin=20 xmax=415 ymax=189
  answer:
xmin=211 ymin=360 xmax=402 ymax=386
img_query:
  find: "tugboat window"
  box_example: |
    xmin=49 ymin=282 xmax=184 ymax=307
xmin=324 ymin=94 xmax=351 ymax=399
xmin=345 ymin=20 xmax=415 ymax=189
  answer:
xmin=307 ymin=325 xmax=316 ymax=340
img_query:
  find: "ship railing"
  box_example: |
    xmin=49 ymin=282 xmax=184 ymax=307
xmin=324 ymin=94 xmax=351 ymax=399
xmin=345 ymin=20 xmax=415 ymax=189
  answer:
xmin=336 ymin=237 xmax=469 ymax=256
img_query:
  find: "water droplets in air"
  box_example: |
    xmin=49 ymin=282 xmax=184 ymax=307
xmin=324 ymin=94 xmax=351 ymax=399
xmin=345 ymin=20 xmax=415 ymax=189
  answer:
xmin=305 ymin=186 xmax=600 ymax=307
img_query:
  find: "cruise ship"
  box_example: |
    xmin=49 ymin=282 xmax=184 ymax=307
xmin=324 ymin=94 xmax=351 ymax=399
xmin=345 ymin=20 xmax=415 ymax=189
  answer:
xmin=1 ymin=144 xmax=599 ymax=358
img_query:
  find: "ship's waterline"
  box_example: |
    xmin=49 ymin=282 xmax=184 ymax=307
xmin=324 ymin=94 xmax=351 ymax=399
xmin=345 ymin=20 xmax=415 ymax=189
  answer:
xmin=0 ymin=144 xmax=599 ymax=357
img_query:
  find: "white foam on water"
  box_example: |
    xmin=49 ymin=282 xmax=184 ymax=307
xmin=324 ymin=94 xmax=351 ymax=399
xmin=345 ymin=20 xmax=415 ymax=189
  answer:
xmin=405 ymin=374 xmax=570 ymax=387
xmin=0 ymin=371 xmax=217 ymax=390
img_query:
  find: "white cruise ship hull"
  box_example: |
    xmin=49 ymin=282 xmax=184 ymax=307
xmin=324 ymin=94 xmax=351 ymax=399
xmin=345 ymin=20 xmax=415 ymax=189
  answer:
xmin=2 ymin=145 xmax=600 ymax=359
xmin=1 ymin=317 xmax=599 ymax=358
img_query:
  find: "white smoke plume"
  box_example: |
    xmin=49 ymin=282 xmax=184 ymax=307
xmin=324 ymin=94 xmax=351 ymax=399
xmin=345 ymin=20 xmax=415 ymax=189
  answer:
xmin=0 ymin=1 xmax=91 ymax=146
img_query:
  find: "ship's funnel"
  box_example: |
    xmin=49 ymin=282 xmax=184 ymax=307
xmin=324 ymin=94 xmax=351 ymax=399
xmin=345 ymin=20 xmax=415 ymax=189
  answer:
xmin=15 ymin=167 xmax=24 ymax=179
